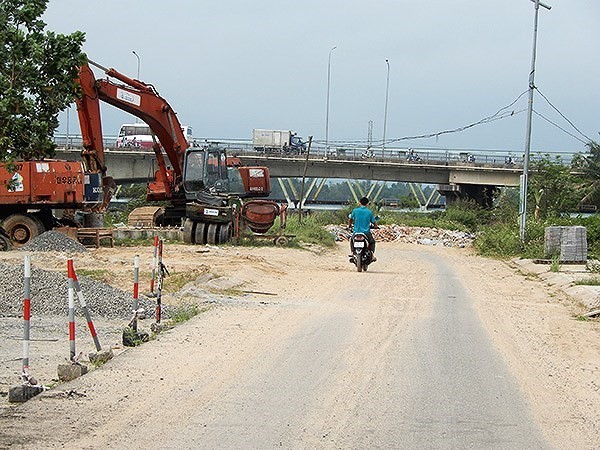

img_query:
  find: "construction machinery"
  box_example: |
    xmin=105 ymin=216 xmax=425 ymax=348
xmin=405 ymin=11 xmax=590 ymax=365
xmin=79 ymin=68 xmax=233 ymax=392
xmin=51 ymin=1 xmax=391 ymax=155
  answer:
xmin=0 ymin=58 xmax=117 ymax=246
xmin=77 ymin=59 xmax=285 ymax=244
xmin=0 ymin=58 xmax=284 ymax=246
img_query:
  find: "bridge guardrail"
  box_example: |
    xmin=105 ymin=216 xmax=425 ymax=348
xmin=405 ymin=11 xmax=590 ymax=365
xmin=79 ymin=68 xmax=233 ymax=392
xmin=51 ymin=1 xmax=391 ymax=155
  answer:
xmin=52 ymin=134 xmax=576 ymax=170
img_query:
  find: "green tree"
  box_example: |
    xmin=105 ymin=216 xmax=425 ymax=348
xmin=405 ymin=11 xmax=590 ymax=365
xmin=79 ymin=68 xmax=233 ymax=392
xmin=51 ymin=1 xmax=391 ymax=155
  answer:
xmin=528 ymin=154 xmax=581 ymax=220
xmin=0 ymin=0 xmax=85 ymax=161
xmin=572 ymin=140 xmax=600 ymax=208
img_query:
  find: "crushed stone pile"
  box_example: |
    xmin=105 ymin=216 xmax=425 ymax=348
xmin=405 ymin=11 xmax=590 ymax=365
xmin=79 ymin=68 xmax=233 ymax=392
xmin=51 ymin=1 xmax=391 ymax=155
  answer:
xmin=0 ymin=261 xmax=155 ymax=319
xmin=19 ymin=230 xmax=88 ymax=253
xmin=326 ymin=224 xmax=475 ymax=248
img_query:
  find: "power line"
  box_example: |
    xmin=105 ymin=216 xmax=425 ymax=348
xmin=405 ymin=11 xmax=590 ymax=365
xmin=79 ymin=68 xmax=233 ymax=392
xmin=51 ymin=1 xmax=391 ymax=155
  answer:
xmin=532 ymin=110 xmax=589 ymax=145
xmin=535 ymin=87 xmax=593 ymax=143
xmin=315 ymin=90 xmax=530 ymax=147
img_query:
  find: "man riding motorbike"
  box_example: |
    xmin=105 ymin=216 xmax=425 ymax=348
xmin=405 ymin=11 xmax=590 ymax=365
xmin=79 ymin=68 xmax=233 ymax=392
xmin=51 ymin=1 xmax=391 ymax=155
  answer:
xmin=348 ymin=196 xmax=378 ymax=262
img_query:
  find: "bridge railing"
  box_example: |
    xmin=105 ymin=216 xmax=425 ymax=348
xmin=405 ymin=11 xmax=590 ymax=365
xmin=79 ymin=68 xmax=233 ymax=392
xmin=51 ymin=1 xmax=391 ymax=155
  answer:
xmin=52 ymin=133 xmax=576 ymax=169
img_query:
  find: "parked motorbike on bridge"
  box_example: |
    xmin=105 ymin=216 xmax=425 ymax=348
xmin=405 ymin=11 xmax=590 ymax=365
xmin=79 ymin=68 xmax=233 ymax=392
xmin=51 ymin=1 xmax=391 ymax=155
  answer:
xmin=349 ymin=232 xmax=374 ymax=272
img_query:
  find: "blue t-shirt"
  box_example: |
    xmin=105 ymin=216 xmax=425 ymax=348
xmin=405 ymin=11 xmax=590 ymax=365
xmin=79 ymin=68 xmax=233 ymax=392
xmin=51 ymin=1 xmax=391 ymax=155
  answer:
xmin=350 ymin=206 xmax=376 ymax=234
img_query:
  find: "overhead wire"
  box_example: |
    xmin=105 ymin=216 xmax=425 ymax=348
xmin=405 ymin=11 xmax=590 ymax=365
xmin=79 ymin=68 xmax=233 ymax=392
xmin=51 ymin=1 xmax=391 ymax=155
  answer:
xmin=532 ymin=110 xmax=589 ymax=145
xmin=314 ymin=88 xmax=592 ymax=149
xmin=316 ymin=90 xmax=530 ymax=147
xmin=535 ymin=87 xmax=593 ymax=143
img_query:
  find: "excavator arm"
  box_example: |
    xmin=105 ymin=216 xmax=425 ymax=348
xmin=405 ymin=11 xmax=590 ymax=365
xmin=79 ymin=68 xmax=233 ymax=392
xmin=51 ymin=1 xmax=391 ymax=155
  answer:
xmin=75 ymin=59 xmax=189 ymax=203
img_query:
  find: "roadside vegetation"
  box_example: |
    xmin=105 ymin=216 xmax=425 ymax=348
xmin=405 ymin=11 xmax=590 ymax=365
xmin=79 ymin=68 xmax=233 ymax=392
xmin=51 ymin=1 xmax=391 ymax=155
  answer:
xmin=106 ymin=144 xmax=600 ymax=260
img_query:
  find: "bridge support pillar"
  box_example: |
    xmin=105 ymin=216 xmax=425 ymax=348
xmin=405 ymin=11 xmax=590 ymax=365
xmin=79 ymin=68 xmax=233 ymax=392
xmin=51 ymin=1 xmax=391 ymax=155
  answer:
xmin=437 ymin=184 xmax=498 ymax=208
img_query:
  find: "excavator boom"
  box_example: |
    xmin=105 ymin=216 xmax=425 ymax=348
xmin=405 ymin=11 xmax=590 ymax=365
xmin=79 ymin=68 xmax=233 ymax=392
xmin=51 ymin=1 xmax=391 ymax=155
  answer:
xmin=75 ymin=59 xmax=189 ymax=201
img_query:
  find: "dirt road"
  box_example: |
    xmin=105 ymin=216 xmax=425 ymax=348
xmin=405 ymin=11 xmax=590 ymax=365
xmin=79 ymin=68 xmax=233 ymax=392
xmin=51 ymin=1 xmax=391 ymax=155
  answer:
xmin=0 ymin=242 xmax=598 ymax=449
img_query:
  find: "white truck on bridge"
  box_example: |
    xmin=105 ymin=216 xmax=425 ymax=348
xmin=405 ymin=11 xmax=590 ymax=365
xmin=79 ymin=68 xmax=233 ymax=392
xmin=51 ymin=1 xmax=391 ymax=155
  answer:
xmin=252 ymin=129 xmax=306 ymax=154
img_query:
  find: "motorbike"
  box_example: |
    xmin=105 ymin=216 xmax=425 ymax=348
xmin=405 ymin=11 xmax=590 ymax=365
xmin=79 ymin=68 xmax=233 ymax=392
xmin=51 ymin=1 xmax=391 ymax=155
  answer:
xmin=349 ymin=231 xmax=374 ymax=272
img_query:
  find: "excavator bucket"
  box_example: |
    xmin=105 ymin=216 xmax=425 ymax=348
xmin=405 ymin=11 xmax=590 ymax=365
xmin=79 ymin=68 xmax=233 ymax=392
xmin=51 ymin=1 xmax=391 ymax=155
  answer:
xmin=241 ymin=200 xmax=282 ymax=234
xmin=128 ymin=206 xmax=165 ymax=228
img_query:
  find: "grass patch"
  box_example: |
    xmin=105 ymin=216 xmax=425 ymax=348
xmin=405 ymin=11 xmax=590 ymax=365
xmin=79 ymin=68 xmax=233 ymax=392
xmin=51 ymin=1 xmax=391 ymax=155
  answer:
xmin=284 ymin=214 xmax=336 ymax=248
xmin=163 ymin=269 xmax=207 ymax=293
xmin=207 ymin=287 xmax=246 ymax=297
xmin=574 ymin=277 xmax=600 ymax=286
xmin=114 ymin=237 xmax=156 ymax=247
xmin=169 ymin=303 xmax=207 ymax=325
xmin=76 ymin=268 xmax=114 ymax=283
xmin=550 ymin=255 xmax=561 ymax=273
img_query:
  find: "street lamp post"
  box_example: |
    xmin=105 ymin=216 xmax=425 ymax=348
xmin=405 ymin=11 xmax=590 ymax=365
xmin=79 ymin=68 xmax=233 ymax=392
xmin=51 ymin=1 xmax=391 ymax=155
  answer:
xmin=132 ymin=50 xmax=140 ymax=80
xmin=132 ymin=51 xmax=141 ymax=123
xmin=520 ymin=0 xmax=551 ymax=243
xmin=382 ymin=59 xmax=390 ymax=152
xmin=325 ymin=46 xmax=337 ymax=153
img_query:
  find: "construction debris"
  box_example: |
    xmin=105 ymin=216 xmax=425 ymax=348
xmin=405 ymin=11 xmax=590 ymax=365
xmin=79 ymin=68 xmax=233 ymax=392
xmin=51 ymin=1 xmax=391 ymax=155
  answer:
xmin=325 ymin=224 xmax=475 ymax=248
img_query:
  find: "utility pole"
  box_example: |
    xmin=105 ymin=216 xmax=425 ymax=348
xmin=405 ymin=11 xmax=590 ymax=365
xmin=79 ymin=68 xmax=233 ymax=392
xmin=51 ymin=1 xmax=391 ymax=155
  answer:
xmin=520 ymin=0 xmax=551 ymax=243
xmin=325 ymin=46 xmax=337 ymax=153
xmin=382 ymin=59 xmax=390 ymax=152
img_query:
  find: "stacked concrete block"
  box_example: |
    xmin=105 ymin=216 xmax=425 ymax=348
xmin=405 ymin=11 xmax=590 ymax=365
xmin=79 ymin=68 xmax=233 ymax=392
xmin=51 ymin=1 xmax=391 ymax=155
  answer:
xmin=544 ymin=226 xmax=587 ymax=262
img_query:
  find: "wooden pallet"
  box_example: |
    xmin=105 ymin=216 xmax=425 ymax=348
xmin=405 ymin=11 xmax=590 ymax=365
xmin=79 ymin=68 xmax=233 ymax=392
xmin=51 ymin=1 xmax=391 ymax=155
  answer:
xmin=77 ymin=228 xmax=114 ymax=248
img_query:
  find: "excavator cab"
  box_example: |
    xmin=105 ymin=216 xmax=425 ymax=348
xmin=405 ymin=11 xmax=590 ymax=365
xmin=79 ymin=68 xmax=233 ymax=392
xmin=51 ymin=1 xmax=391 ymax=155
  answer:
xmin=183 ymin=146 xmax=230 ymax=199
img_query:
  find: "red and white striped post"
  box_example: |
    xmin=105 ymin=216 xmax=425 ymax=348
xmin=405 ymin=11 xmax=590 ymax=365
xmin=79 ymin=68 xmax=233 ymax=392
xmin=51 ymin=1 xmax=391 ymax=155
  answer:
xmin=68 ymin=259 xmax=102 ymax=352
xmin=132 ymin=255 xmax=140 ymax=331
xmin=155 ymin=239 xmax=164 ymax=324
xmin=22 ymin=256 xmax=32 ymax=377
xmin=149 ymin=235 xmax=159 ymax=295
xmin=67 ymin=260 xmax=76 ymax=362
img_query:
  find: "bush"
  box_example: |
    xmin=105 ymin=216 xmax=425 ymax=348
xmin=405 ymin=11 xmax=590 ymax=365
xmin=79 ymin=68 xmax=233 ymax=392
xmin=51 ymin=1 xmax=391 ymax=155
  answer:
xmin=474 ymin=223 xmax=522 ymax=258
xmin=284 ymin=214 xmax=336 ymax=247
xmin=443 ymin=201 xmax=487 ymax=231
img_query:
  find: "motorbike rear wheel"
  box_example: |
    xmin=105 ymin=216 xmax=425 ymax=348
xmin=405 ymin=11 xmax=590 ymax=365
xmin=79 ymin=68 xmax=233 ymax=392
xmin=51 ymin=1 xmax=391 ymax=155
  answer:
xmin=356 ymin=255 xmax=363 ymax=272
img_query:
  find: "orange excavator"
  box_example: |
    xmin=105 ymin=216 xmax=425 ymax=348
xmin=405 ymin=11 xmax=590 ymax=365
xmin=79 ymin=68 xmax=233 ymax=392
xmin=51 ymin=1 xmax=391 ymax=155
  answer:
xmin=75 ymin=59 xmax=286 ymax=244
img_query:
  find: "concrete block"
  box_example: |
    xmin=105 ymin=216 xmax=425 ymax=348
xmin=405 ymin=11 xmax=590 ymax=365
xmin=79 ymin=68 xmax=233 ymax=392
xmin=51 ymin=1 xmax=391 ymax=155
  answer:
xmin=122 ymin=329 xmax=150 ymax=347
xmin=88 ymin=348 xmax=114 ymax=365
xmin=57 ymin=363 xmax=88 ymax=382
xmin=8 ymin=385 xmax=44 ymax=403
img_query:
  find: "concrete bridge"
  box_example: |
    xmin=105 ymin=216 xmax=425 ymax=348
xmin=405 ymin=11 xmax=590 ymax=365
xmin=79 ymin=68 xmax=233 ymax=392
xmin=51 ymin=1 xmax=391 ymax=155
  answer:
xmin=54 ymin=146 xmax=522 ymax=206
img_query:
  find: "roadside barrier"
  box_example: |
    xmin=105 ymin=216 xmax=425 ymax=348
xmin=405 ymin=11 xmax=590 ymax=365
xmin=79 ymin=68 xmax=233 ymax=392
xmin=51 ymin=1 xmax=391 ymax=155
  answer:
xmin=8 ymin=256 xmax=43 ymax=402
xmin=22 ymin=255 xmax=32 ymax=380
xmin=148 ymin=235 xmax=159 ymax=297
xmin=132 ymin=255 xmax=140 ymax=331
xmin=155 ymin=238 xmax=164 ymax=324
xmin=123 ymin=254 xmax=150 ymax=346
xmin=67 ymin=261 xmax=76 ymax=362
xmin=68 ymin=259 xmax=102 ymax=352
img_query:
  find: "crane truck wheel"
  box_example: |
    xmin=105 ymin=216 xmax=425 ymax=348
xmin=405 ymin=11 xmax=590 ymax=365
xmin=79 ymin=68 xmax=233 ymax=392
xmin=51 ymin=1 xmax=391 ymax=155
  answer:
xmin=2 ymin=214 xmax=45 ymax=246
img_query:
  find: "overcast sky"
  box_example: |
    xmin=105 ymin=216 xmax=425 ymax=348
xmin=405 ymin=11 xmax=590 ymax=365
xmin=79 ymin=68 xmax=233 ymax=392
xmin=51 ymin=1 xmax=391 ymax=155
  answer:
xmin=44 ymin=0 xmax=599 ymax=154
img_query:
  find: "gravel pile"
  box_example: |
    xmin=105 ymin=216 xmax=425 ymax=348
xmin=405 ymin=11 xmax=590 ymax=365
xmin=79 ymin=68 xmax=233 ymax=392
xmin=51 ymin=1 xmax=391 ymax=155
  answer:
xmin=20 ymin=231 xmax=88 ymax=253
xmin=326 ymin=224 xmax=475 ymax=248
xmin=0 ymin=261 xmax=155 ymax=319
